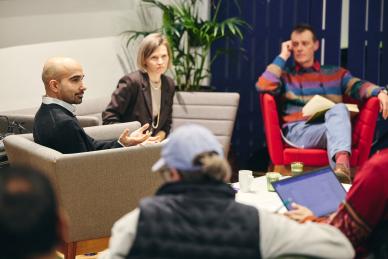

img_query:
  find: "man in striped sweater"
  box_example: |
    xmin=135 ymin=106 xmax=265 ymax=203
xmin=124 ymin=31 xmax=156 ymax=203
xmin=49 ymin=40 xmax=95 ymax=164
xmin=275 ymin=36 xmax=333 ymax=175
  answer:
xmin=256 ymin=24 xmax=388 ymax=182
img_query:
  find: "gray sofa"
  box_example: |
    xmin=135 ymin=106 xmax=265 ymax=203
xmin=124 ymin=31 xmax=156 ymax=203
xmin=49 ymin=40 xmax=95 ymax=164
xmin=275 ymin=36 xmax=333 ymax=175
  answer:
xmin=3 ymin=122 xmax=163 ymax=259
xmin=1 ymin=91 xmax=240 ymax=154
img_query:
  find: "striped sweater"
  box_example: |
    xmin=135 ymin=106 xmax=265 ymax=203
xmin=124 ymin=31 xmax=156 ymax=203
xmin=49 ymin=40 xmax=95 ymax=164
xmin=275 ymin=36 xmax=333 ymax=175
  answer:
xmin=256 ymin=56 xmax=382 ymax=123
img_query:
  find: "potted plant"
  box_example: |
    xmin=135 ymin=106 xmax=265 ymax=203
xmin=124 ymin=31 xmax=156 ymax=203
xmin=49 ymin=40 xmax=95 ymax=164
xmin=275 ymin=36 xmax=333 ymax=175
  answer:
xmin=124 ymin=0 xmax=249 ymax=91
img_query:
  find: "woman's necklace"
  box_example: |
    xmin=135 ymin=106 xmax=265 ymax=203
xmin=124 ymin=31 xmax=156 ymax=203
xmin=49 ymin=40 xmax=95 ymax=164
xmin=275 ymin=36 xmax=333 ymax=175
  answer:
xmin=151 ymin=110 xmax=160 ymax=133
xmin=150 ymin=79 xmax=161 ymax=90
xmin=149 ymin=78 xmax=161 ymax=133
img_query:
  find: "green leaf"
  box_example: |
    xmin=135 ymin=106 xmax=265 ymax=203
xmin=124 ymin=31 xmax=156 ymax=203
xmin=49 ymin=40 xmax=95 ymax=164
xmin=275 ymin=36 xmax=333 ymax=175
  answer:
xmin=227 ymin=22 xmax=236 ymax=35
xmin=221 ymin=23 xmax=225 ymax=36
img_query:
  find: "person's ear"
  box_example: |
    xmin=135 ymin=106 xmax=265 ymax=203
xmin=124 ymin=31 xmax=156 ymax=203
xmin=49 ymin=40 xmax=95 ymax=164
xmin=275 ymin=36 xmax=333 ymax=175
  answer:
xmin=48 ymin=79 xmax=60 ymax=94
xmin=169 ymin=168 xmax=182 ymax=181
xmin=159 ymin=168 xmax=181 ymax=182
xmin=314 ymin=40 xmax=319 ymax=52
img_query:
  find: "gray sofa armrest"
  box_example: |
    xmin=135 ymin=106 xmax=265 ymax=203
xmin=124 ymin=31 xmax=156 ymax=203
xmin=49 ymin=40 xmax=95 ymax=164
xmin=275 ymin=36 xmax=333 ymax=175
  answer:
xmin=3 ymin=134 xmax=61 ymax=176
xmin=76 ymin=115 xmax=101 ymax=128
xmin=84 ymin=121 xmax=141 ymax=140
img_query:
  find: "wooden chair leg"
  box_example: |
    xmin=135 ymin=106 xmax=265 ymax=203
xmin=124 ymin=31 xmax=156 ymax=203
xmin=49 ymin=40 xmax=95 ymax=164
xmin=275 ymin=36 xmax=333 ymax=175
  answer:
xmin=62 ymin=242 xmax=76 ymax=259
xmin=59 ymin=237 xmax=109 ymax=259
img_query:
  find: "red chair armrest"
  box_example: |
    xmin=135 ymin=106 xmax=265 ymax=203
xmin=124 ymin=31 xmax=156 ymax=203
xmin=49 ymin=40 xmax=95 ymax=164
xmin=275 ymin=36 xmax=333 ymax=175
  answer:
xmin=260 ymin=93 xmax=284 ymax=164
xmin=352 ymin=97 xmax=380 ymax=165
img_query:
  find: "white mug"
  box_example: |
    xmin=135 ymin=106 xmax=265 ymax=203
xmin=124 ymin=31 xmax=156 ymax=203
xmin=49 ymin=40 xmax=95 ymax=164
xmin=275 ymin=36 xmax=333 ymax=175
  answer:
xmin=239 ymin=170 xmax=253 ymax=192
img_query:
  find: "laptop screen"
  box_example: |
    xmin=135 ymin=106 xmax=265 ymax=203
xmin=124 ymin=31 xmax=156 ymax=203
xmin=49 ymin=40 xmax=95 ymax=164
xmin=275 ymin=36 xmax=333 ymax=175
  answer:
xmin=272 ymin=167 xmax=346 ymax=217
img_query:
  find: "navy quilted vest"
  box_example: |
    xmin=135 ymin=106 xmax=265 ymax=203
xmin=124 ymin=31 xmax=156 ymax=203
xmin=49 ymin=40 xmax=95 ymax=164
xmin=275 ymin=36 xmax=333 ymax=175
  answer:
xmin=127 ymin=180 xmax=261 ymax=259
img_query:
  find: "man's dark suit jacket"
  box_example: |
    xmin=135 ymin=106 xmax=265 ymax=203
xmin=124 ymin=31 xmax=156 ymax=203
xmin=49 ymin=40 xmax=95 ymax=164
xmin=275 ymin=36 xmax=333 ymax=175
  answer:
xmin=33 ymin=103 xmax=121 ymax=154
xmin=102 ymin=70 xmax=175 ymax=136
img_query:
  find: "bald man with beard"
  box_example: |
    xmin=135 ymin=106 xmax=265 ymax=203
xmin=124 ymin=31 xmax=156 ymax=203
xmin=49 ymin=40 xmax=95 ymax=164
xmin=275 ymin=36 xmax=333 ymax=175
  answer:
xmin=33 ymin=57 xmax=150 ymax=154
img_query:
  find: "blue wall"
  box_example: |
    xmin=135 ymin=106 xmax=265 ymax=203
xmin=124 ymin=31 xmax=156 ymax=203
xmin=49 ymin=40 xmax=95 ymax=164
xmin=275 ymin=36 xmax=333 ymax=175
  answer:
xmin=211 ymin=0 xmax=388 ymax=170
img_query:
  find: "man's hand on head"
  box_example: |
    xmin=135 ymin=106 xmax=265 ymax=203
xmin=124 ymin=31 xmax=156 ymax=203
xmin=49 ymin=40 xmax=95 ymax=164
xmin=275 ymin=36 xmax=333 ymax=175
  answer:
xmin=119 ymin=123 xmax=151 ymax=146
xmin=378 ymin=90 xmax=388 ymax=120
xmin=279 ymin=40 xmax=293 ymax=61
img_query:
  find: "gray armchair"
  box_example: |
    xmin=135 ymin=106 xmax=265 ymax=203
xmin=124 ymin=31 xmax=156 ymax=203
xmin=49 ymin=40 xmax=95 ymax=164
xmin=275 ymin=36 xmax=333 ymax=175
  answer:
xmin=3 ymin=122 xmax=163 ymax=259
xmin=172 ymin=91 xmax=240 ymax=155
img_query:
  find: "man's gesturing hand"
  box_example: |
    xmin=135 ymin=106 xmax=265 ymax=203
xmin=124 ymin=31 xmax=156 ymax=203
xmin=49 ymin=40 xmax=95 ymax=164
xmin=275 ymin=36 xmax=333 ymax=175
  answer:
xmin=119 ymin=123 xmax=151 ymax=146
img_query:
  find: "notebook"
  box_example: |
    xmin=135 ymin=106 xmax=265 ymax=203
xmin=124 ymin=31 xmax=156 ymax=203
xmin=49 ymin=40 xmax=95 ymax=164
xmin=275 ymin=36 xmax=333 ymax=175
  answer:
xmin=272 ymin=167 xmax=346 ymax=217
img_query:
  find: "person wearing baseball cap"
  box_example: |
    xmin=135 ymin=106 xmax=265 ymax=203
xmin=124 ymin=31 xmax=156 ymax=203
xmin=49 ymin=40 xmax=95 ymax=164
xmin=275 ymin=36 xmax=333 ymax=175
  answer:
xmin=100 ymin=124 xmax=354 ymax=259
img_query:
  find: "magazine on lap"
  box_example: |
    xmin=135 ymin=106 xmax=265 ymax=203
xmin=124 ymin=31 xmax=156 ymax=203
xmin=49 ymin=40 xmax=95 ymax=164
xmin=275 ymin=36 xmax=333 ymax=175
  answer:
xmin=302 ymin=95 xmax=359 ymax=123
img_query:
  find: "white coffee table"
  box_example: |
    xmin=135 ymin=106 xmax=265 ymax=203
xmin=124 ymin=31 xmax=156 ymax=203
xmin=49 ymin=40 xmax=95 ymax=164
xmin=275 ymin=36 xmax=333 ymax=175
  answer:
xmin=232 ymin=176 xmax=351 ymax=213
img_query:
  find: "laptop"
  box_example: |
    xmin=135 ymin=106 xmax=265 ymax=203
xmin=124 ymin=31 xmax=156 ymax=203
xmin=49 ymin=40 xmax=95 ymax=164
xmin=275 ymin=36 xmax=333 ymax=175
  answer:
xmin=272 ymin=167 xmax=346 ymax=217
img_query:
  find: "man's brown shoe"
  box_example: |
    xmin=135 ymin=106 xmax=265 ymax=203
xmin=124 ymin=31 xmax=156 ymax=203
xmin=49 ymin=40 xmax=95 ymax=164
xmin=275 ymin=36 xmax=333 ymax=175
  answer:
xmin=334 ymin=164 xmax=351 ymax=184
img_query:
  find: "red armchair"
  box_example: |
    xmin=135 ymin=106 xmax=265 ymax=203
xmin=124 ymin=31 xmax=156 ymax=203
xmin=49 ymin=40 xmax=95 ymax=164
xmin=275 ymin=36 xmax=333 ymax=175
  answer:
xmin=260 ymin=93 xmax=380 ymax=172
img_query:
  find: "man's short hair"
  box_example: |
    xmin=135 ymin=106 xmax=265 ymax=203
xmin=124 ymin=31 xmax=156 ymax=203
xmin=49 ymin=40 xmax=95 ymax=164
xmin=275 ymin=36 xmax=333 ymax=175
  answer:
xmin=292 ymin=23 xmax=318 ymax=41
xmin=0 ymin=166 xmax=60 ymax=259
